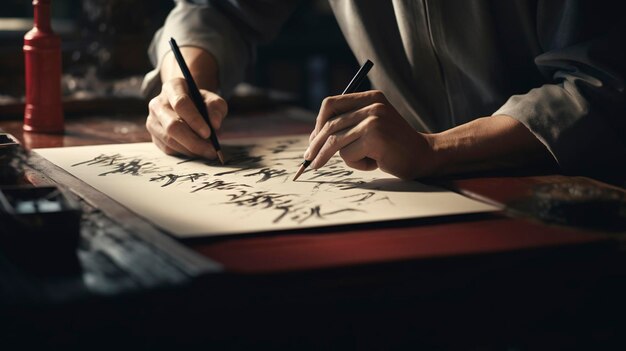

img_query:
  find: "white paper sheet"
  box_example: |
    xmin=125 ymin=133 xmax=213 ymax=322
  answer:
xmin=35 ymin=135 xmax=499 ymax=237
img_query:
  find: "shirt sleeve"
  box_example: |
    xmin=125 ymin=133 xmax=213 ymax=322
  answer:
xmin=141 ymin=0 xmax=298 ymax=98
xmin=492 ymin=1 xmax=626 ymax=177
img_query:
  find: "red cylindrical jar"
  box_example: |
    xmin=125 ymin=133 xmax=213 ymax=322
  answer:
xmin=23 ymin=0 xmax=64 ymax=133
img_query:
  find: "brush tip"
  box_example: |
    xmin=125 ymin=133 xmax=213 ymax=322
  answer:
xmin=292 ymin=163 xmax=306 ymax=181
xmin=216 ymin=150 xmax=225 ymax=165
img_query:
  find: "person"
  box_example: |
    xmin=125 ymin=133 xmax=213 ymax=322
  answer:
xmin=143 ymin=0 xmax=625 ymax=180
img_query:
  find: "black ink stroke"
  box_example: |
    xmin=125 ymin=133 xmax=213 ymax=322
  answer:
xmin=287 ymin=206 xmax=364 ymax=224
xmin=223 ymin=190 xmax=363 ymax=224
xmin=99 ymin=159 xmax=158 ymax=176
xmin=149 ymin=173 xmax=207 ymax=187
xmin=243 ymin=167 xmax=289 ymax=183
xmin=191 ymin=179 xmax=251 ymax=193
xmin=340 ymin=192 xmax=376 ymax=203
xmin=72 ymin=154 xmax=124 ymax=167
xmin=72 ymin=154 xmax=169 ymax=176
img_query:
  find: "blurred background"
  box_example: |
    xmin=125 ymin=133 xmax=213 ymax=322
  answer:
xmin=0 ymin=0 xmax=364 ymax=115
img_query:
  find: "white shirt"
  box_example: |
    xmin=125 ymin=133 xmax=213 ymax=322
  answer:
xmin=143 ymin=0 xmax=626 ymax=177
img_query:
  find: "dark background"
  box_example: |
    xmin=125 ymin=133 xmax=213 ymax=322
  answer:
xmin=0 ymin=0 xmax=363 ymax=110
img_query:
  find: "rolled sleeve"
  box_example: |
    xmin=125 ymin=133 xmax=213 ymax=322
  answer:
xmin=142 ymin=0 xmax=297 ymax=98
xmin=142 ymin=0 xmax=251 ymax=98
xmin=493 ymin=3 xmax=626 ymax=177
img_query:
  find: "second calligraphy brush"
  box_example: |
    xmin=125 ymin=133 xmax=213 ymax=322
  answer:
xmin=292 ymin=59 xmax=374 ymax=181
xmin=169 ymin=37 xmax=224 ymax=165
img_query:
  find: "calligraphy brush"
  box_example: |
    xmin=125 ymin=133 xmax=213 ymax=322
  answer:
xmin=293 ymin=59 xmax=374 ymax=181
xmin=169 ymin=37 xmax=224 ymax=164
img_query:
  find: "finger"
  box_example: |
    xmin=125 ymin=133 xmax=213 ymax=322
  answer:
xmin=152 ymin=134 xmax=192 ymax=157
xmin=304 ymin=105 xmax=371 ymax=161
xmin=167 ymin=116 xmax=217 ymax=159
xmin=202 ymin=91 xmax=228 ymax=130
xmin=309 ymin=123 xmax=365 ymax=170
xmin=311 ymin=90 xmax=387 ymax=141
xmin=163 ymin=78 xmax=212 ymax=139
xmin=339 ymin=138 xmax=379 ymax=171
xmin=147 ymin=114 xmax=197 ymax=157
xmin=151 ymin=136 xmax=175 ymax=155
xmin=154 ymin=102 xmax=217 ymax=159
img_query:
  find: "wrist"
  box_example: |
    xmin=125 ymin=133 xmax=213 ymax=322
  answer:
xmin=424 ymin=131 xmax=455 ymax=176
xmin=423 ymin=116 xmax=556 ymax=177
xmin=161 ymin=47 xmax=219 ymax=92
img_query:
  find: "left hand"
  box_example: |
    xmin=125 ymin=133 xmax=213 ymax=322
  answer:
xmin=305 ymin=90 xmax=438 ymax=180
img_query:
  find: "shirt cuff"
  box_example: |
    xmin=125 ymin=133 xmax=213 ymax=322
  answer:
xmin=493 ymin=82 xmax=625 ymax=174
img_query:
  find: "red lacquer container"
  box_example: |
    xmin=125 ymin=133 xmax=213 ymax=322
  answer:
xmin=23 ymin=0 xmax=64 ymax=133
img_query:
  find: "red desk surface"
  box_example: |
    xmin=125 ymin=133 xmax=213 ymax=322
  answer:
xmin=194 ymin=218 xmax=609 ymax=274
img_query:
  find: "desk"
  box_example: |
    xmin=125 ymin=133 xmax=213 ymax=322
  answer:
xmin=1 ymin=107 xmax=625 ymax=349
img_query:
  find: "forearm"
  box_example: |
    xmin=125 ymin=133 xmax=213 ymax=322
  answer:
xmin=428 ymin=115 xmax=556 ymax=175
xmin=160 ymin=46 xmax=220 ymax=92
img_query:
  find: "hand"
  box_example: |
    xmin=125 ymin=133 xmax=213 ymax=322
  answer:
xmin=146 ymin=77 xmax=227 ymax=159
xmin=305 ymin=90 xmax=438 ymax=180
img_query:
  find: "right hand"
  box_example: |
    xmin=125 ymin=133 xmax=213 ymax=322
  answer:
xmin=146 ymin=77 xmax=228 ymax=159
